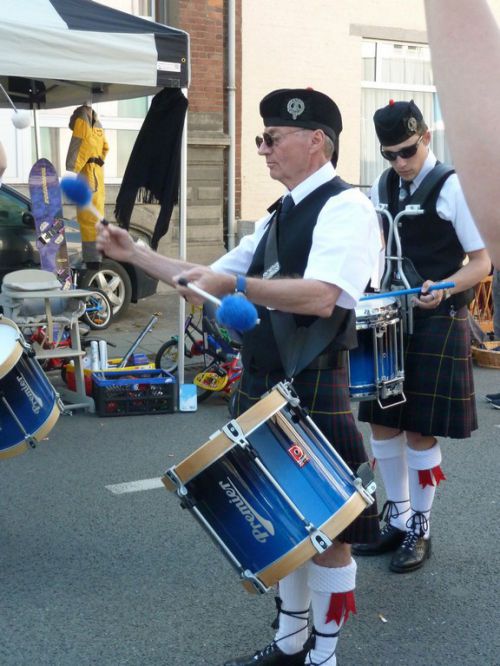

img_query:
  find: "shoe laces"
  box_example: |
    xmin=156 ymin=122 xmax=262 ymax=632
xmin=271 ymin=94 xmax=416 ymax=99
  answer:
xmin=379 ymin=499 xmax=409 ymax=524
xmin=253 ymin=642 xmax=278 ymax=659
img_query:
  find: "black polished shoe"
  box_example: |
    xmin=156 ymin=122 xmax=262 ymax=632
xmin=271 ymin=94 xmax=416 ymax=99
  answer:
xmin=352 ymin=523 xmax=406 ymax=556
xmin=485 ymin=392 xmax=500 ymax=403
xmin=390 ymin=533 xmax=431 ymax=573
xmin=223 ymin=640 xmax=308 ymax=665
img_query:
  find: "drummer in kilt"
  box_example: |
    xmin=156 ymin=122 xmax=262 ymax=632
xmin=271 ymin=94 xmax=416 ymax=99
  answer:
xmin=354 ymin=100 xmax=491 ymax=572
xmin=97 ymin=88 xmax=382 ymax=665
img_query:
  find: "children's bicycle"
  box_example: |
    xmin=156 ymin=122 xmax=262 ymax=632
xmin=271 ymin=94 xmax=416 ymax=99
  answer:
xmin=155 ymin=303 xmax=242 ymax=403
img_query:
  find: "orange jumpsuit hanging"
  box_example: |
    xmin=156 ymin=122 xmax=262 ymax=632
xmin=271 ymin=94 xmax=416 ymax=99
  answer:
xmin=66 ymin=104 xmax=109 ymax=265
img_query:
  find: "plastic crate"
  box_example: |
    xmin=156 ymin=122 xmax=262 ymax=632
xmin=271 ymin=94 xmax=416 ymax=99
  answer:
xmin=93 ymin=369 xmax=177 ymax=416
xmin=64 ymin=354 xmax=155 ymax=397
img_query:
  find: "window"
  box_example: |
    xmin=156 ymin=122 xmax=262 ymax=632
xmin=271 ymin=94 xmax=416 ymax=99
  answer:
xmin=361 ymin=39 xmax=451 ymax=188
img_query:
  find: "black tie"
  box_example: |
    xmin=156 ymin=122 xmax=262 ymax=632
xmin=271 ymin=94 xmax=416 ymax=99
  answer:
xmin=398 ymin=180 xmax=412 ymax=212
xmin=279 ymin=194 xmax=295 ymax=220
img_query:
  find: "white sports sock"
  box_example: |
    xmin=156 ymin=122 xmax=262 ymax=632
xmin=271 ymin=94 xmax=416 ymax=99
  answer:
xmin=274 ymin=564 xmax=310 ymax=655
xmin=406 ymin=442 xmax=444 ymax=539
xmin=305 ymin=559 xmax=357 ymax=666
xmin=370 ymin=433 xmax=410 ymax=530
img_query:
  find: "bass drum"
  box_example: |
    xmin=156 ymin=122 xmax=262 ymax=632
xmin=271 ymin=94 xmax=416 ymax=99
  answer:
xmin=0 ymin=317 xmax=60 ymax=459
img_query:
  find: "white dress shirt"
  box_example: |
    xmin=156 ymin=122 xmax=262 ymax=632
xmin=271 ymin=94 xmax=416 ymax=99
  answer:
xmin=211 ymin=162 xmax=382 ymax=309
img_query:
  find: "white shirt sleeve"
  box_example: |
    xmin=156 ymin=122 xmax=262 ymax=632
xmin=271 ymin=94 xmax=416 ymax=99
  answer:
xmin=303 ymin=189 xmax=382 ymax=308
xmin=437 ymin=174 xmax=486 ymax=252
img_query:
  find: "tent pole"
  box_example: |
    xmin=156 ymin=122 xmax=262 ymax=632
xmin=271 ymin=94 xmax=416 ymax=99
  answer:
xmin=227 ymin=0 xmax=236 ymax=250
xmin=33 ymin=105 xmax=41 ymax=160
xmin=177 ymin=89 xmax=188 ymax=389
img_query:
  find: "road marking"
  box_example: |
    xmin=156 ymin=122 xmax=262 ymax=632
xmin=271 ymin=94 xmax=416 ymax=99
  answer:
xmin=106 ymin=477 xmax=164 ymax=495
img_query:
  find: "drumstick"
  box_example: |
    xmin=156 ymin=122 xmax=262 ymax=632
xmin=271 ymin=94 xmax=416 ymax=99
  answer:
xmin=177 ymin=277 xmax=259 ymax=332
xmin=360 ymin=281 xmax=455 ymax=301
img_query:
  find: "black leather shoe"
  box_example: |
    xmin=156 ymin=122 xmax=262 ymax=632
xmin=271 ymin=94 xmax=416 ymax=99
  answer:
xmin=390 ymin=533 xmax=431 ymax=573
xmin=223 ymin=640 xmax=308 ymax=665
xmin=352 ymin=523 xmax=406 ymax=556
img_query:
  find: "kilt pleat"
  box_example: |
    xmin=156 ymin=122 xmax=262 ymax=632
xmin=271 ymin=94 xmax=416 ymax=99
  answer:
xmin=357 ymin=306 xmax=478 ymax=438
xmin=235 ymin=366 xmax=380 ymax=544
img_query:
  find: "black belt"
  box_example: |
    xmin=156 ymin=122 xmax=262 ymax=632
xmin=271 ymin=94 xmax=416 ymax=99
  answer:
xmin=305 ymin=349 xmax=346 ymax=370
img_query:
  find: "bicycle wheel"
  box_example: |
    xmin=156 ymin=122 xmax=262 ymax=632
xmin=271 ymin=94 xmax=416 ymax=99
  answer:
xmin=155 ymin=339 xmax=179 ymax=373
xmin=81 ymin=290 xmax=113 ymax=330
xmin=155 ymin=339 xmax=218 ymax=403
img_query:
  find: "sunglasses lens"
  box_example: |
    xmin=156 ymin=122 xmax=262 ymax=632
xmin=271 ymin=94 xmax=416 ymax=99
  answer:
xmin=381 ymin=138 xmax=421 ymax=161
xmin=255 ymin=136 xmax=263 ymax=148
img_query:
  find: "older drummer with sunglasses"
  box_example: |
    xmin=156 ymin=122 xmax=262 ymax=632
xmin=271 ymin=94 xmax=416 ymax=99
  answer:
xmin=354 ymin=100 xmax=490 ymax=573
xmin=97 ymin=87 xmax=382 ymax=666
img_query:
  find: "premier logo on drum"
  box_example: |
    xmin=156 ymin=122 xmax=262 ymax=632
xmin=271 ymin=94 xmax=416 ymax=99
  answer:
xmin=219 ymin=478 xmax=275 ymax=543
xmin=16 ymin=373 xmax=42 ymax=414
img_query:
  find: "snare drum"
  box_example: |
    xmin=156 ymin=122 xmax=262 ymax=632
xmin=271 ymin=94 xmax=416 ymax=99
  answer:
xmin=0 ymin=317 xmax=60 ymax=459
xmin=163 ymin=383 xmax=375 ymax=594
xmin=349 ymin=297 xmax=405 ymax=406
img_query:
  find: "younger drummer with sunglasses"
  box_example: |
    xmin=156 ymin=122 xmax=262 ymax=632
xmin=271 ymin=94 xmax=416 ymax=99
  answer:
xmin=354 ymin=100 xmax=490 ymax=572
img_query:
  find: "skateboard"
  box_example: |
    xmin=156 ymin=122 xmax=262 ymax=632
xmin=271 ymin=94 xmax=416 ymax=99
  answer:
xmin=28 ymin=158 xmax=72 ymax=288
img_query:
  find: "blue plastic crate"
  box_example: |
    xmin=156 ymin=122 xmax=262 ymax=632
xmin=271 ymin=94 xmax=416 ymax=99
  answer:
xmin=93 ymin=368 xmax=176 ymax=416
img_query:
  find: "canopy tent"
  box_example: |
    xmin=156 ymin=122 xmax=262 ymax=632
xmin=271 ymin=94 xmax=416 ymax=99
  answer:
xmin=0 ymin=0 xmax=189 ymax=109
xmin=0 ymin=0 xmax=192 ymax=387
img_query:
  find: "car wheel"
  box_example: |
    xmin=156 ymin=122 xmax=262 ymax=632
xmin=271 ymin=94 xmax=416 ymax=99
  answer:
xmin=80 ymin=260 xmax=132 ymax=319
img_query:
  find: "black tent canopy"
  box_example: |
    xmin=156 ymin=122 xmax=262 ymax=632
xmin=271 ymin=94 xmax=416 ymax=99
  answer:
xmin=0 ymin=0 xmax=189 ymax=109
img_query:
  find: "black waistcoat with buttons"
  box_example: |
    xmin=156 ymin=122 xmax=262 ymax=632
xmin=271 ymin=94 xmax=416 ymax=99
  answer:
xmin=383 ymin=167 xmax=465 ymax=283
xmin=241 ymin=176 xmax=357 ymax=374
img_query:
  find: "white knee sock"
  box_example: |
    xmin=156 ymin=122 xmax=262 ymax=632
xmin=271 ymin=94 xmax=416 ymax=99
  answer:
xmin=274 ymin=564 xmax=311 ymax=655
xmin=406 ymin=442 xmax=446 ymax=539
xmin=370 ymin=433 xmax=410 ymax=530
xmin=305 ymin=560 xmax=357 ymax=666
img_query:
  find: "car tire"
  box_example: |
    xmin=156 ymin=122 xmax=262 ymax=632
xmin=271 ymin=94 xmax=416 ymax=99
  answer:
xmin=80 ymin=259 xmax=132 ymax=319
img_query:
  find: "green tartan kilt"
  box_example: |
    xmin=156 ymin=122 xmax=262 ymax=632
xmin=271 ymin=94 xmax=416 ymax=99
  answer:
xmin=233 ymin=365 xmax=380 ymax=545
xmin=357 ymin=306 xmax=478 ymax=438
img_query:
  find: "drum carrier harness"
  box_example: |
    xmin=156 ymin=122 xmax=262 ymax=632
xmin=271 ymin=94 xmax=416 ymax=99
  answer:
xmin=377 ymin=162 xmax=473 ymax=334
xmin=241 ymin=177 xmax=358 ymax=380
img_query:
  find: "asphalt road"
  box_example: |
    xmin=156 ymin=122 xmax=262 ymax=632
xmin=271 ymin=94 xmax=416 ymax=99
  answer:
xmin=1 ymin=294 xmax=499 ymax=665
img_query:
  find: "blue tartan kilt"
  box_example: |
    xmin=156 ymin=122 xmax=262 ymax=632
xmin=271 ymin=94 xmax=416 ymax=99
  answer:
xmin=357 ymin=306 xmax=478 ymax=438
xmin=233 ymin=366 xmax=380 ymax=544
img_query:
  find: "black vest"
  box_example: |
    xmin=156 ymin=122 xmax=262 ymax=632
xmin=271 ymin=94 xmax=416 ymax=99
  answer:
xmin=242 ymin=177 xmax=357 ymax=374
xmin=381 ymin=166 xmax=472 ymax=310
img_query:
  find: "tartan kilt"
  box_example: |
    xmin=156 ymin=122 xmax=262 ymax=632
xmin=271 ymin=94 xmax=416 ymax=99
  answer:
xmin=233 ymin=365 xmax=380 ymax=544
xmin=357 ymin=306 xmax=478 ymax=438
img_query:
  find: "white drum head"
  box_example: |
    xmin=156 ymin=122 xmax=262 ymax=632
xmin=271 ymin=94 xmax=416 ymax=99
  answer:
xmin=0 ymin=318 xmax=23 ymax=378
xmin=355 ymin=296 xmax=399 ymax=319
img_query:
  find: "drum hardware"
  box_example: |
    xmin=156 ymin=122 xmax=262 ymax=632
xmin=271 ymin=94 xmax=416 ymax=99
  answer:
xmin=377 ymin=203 xmax=425 ymax=335
xmin=1 ymin=392 xmax=37 ymax=449
xmin=162 ymin=383 xmax=376 ymax=594
xmin=222 ymin=420 xmax=249 ymax=448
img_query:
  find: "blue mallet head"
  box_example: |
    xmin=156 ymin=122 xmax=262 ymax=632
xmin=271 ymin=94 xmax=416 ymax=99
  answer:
xmin=217 ymin=294 xmax=258 ymax=332
xmin=60 ymin=175 xmax=93 ymax=207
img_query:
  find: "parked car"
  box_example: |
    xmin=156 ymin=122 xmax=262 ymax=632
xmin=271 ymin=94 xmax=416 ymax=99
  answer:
xmin=0 ymin=183 xmax=158 ymax=318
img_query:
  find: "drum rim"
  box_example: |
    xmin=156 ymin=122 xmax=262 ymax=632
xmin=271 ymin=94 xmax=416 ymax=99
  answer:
xmin=0 ymin=317 xmax=24 ymax=380
xmin=243 ymin=492 xmax=368 ymax=592
xmin=0 ymin=402 xmax=60 ymax=459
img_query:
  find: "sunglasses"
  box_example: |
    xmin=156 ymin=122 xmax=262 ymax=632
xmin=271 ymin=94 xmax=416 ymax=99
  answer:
xmin=255 ymin=129 xmax=306 ymax=149
xmin=380 ymin=135 xmax=424 ymax=161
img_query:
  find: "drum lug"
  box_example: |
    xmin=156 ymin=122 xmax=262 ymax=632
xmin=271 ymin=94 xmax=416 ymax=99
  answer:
xmin=279 ymin=381 xmax=301 ymax=407
xmin=308 ymin=527 xmax=333 ymax=554
xmin=222 ymin=420 xmax=249 ymax=448
xmin=353 ymin=470 xmax=376 ymax=506
xmin=240 ymin=570 xmax=270 ymax=594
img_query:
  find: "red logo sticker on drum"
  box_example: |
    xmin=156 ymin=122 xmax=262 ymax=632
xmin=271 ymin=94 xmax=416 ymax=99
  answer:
xmin=288 ymin=444 xmax=309 ymax=467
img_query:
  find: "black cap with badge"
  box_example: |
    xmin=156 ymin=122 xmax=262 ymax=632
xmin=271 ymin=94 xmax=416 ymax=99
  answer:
xmin=373 ymin=99 xmax=426 ymax=146
xmin=259 ymin=88 xmax=343 ymax=142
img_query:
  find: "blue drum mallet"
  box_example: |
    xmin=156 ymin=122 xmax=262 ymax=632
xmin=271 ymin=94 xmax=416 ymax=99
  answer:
xmin=360 ymin=281 xmax=455 ymax=301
